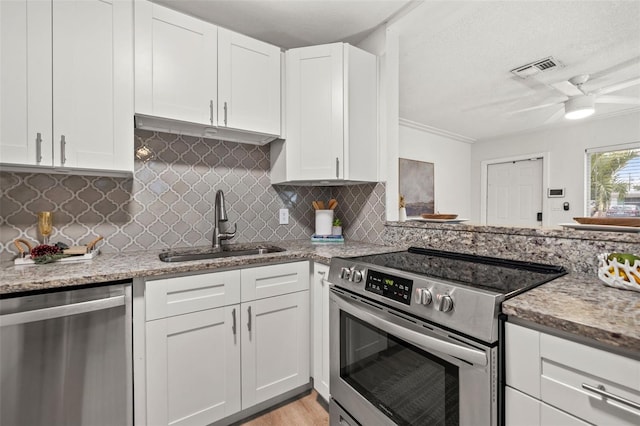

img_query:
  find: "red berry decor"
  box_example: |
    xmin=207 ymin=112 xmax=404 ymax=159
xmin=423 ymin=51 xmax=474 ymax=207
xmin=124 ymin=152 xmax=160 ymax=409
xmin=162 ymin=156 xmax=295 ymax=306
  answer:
xmin=30 ymin=244 xmax=62 ymax=258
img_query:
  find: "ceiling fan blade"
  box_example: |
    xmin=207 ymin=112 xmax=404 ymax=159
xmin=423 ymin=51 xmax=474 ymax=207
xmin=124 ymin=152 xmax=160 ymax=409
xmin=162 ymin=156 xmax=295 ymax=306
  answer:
xmin=550 ymin=80 xmax=583 ymax=97
xmin=543 ymin=107 xmax=566 ymax=124
xmin=596 ymin=95 xmax=640 ymax=105
xmin=507 ymin=100 xmax=564 ymax=115
xmin=589 ymin=56 xmax=640 ymax=81
xmin=595 ymin=77 xmax=640 ymax=95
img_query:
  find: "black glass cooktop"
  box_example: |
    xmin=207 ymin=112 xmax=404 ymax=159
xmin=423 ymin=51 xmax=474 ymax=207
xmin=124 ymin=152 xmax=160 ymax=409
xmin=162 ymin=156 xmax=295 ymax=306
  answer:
xmin=346 ymin=247 xmax=566 ymax=297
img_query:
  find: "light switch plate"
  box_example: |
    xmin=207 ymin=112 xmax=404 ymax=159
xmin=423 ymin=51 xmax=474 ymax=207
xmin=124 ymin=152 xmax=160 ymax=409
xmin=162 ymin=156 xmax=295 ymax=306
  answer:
xmin=279 ymin=208 xmax=289 ymax=225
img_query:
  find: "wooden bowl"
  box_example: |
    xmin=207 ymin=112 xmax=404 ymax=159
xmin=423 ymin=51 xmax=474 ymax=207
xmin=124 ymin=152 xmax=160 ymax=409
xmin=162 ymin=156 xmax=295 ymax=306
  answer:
xmin=573 ymin=217 xmax=640 ymax=227
xmin=421 ymin=214 xmax=458 ymax=220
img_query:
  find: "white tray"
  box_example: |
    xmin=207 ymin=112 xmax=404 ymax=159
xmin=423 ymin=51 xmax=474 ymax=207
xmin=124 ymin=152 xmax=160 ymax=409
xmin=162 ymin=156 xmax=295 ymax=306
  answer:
xmin=14 ymin=250 xmax=100 ymax=265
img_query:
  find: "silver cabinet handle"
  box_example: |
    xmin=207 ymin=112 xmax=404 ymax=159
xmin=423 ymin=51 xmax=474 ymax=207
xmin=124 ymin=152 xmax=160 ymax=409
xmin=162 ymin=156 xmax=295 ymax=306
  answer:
xmin=35 ymin=132 xmax=42 ymax=163
xmin=223 ymin=101 xmax=228 ymax=126
xmin=582 ymin=383 xmax=640 ymax=411
xmin=209 ymin=100 xmax=214 ymax=125
xmin=317 ymin=270 xmax=327 ymax=284
xmin=0 ymin=295 xmax=125 ymax=327
xmin=335 ymin=157 xmax=339 ymax=178
xmin=232 ymin=308 xmax=237 ymax=335
xmin=247 ymin=305 xmax=252 ymax=332
xmin=60 ymin=135 xmax=66 ymax=165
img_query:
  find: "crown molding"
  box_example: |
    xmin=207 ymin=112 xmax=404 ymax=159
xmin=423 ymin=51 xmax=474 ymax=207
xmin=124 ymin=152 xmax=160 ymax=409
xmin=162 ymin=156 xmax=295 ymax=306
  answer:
xmin=398 ymin=118 xmax=477 ymax=144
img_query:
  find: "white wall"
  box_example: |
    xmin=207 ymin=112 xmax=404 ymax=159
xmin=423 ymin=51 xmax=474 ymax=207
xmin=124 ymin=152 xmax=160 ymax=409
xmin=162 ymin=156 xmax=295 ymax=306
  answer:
xmin=470 ymin=111 xmax=640 ymax=225
xmin=399 ymin=123 xmax=472 ymax=218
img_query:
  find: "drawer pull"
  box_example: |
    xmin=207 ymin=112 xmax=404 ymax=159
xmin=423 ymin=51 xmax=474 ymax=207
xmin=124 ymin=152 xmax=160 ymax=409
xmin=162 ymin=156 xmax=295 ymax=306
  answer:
xmin=582 ymin=383 xmax=640 ymax=412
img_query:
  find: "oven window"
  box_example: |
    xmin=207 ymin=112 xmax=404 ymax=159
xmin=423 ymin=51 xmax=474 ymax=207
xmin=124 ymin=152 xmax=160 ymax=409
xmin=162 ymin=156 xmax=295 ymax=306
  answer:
xmin=340 ymin=311 xmax=459 ymax=426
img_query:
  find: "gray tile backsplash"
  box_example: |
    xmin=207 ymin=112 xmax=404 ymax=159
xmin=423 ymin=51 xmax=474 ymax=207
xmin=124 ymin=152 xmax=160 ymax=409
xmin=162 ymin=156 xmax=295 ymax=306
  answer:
xmin=0 ymin=130 xmax=386 ymax=260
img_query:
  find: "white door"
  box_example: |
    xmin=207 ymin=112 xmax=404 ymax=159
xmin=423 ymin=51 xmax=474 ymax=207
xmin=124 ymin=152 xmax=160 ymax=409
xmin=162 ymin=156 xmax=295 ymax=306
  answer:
xmin=286 ymin=43 xmax=344 ymax=180
xmin=52 ymin=0 xmax=133 ymax=171
xmin=312 ymin=263 xmax=330 ymax=402
xmin=0 ymin=0 xmax=52 ymax=166
xmin=487 ymin=158 xmax=543 ymax=227
xmin=218 ymin=28 xmax=280 ymax=136
xmin=146 ymin=305 xmax=241 ymax=426
xmin=241 ymin=291 xmax=310 ymax=408
xmin=135 ymin=0 xmax=217 ymax=126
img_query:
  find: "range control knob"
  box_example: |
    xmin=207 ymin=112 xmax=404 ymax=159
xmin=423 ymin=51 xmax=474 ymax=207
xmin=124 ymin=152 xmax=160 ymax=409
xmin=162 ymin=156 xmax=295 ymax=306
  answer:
xmin=350 ymin=269 xmax=364 ymax=283
xmin=414 ymin=288 xmax=432 ymax=305
xmin=340 ymin=267 xmax=352 ymax=280
xmin=437 ymin=294 xmax=454 ymax=312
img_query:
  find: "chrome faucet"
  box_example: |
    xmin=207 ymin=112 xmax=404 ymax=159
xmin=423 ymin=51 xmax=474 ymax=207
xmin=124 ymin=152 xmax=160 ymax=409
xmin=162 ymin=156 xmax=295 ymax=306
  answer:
xmin=212 ymin=190 xmax=237 ymax=248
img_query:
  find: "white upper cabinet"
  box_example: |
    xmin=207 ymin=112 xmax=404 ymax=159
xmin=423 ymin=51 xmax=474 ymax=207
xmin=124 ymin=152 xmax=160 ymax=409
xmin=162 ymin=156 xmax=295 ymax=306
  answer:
xmin=134 ymin=0 xmax=217 ymax=127
xmin=271 ymin=42 xmax=378 ymax=184
xmin=218 ymin=28 xmax=281 ymax=136
xmin=0 ymin=0 xmax=52 ymax=167
xmin=1 ymin=0 xmax=134 ymax=174
xmin=134 ymin=1 xmax=281 ymax=144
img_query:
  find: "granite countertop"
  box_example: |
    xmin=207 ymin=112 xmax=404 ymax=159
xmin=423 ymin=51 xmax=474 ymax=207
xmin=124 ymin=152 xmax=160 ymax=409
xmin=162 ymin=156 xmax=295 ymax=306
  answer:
xmin=2 ymin=239 xmax=638 ymax=356
xmin=503 ymin=273 xmax=640 ymax=355
xmin=0 ymin=239 xmax=403 ymax=295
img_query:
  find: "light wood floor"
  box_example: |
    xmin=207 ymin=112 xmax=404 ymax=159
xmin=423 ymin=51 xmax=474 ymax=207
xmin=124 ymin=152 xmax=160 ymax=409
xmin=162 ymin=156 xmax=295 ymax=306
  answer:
xmin=240 ymin=390 xmax=329 ymax=426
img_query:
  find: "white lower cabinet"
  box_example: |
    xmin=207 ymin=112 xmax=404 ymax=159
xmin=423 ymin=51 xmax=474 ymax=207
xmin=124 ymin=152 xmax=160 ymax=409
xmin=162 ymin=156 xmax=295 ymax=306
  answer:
xmin=505 ymin=322 xmax=640 ymax=426
xmin=311 ymin=262 xmax=330 ymax=402
xmin=146 ymin=305 xmax=241 ymax=426
xmin=241 ymin=291 xmax=310 ymax=408
xmin=142 ymin=262 xmax=310 ymax=425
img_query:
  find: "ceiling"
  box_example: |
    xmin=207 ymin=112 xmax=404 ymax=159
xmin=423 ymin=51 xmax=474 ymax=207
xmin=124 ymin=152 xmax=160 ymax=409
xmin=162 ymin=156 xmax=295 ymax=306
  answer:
xmin=152 ymin=0 xmax=640 ymax=142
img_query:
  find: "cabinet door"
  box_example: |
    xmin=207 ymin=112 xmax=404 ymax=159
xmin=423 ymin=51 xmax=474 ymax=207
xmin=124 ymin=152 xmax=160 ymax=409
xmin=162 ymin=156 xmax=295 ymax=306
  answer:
xmin=218 ymin=28 xmax=280 ymax=136
xmin=146 ymin=305 xmax=241 ymax=426
xmin=312 ymin=263 xmax=330 ymax=402
xmin=241 ymin=291 xmax=310 ymax=408
xmin=505 ymin=386 xmax=540 ymax=426
xmin=0 ymin=0 xmax=52 ymax=166
xmin=52 ymin=0 xmax=132 ymax=172
xmin=135 ymin=0 xmax=217 ymax=126
xmin=286 ymin=43 xmax=344 ymax=180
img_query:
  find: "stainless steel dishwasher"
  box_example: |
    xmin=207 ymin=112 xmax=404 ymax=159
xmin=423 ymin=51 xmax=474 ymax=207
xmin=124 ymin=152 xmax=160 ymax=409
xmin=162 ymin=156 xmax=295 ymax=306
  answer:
xmin=0 ymin=281 xmax=132 ymax=426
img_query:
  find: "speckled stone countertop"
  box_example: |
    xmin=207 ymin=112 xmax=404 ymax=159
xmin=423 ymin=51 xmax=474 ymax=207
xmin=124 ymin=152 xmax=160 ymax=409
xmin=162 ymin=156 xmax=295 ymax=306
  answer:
xmin=0 ymin=240 xmax=403 ymax=295
xmin=3 ymin=237 xmax=638 ymax=356
xmin=503 ymin=274 xmax=640 ymax=355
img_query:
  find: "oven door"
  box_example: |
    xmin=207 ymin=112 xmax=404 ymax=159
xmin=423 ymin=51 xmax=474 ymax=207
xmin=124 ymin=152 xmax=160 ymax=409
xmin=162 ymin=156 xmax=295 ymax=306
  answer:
xmin=330 ymin=287 xmax=497 ymax=426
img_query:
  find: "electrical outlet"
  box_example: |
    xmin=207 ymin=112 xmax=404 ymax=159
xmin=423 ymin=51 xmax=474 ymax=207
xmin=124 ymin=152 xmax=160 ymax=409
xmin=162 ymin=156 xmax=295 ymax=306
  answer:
xmin=279 ymin=208 xmax=289 ymax=225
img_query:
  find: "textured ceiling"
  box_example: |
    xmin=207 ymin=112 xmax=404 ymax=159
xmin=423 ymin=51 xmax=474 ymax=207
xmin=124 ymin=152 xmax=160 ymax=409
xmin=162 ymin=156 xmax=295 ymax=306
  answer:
xmin=151 ymin=0 xmax=640 ymax=142
xmin=394 ymin=0 xmax=640 ymax=141
xmin=152 ymin=0 xmax=412 ymax=49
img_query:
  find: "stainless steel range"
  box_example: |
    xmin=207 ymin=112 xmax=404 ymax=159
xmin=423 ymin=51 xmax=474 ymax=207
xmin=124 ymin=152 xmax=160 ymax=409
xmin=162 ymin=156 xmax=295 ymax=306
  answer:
xmin=327 ymin=247 xmax=566 ymax=426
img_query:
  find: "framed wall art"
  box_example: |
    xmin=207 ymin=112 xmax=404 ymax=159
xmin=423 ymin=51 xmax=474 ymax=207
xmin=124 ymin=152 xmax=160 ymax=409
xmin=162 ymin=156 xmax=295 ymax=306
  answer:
xmin=399 ymin=158 xmax=434 ymax=216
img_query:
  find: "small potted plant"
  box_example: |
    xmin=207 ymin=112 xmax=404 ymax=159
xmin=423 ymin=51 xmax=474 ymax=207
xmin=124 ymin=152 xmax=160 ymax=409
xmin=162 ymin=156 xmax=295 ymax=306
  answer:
xmin=332 ymin=218 xmax=343 ymax=236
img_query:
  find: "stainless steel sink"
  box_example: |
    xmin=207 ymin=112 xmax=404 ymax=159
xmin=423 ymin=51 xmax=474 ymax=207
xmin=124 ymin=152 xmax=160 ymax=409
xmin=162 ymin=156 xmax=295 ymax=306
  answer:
xmin=159 ymin=244 xmax=286 ymax=262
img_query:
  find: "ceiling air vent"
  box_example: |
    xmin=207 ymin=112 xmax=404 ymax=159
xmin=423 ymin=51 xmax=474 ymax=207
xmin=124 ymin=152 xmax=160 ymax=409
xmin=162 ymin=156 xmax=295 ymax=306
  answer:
xmin=511 ymin=57 xmax=562 ymax=78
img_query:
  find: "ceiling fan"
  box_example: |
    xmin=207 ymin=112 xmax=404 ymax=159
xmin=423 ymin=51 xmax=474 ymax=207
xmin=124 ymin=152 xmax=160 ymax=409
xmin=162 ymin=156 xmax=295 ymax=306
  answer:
xmin=511 ymin=73 xmax=640 ymax=123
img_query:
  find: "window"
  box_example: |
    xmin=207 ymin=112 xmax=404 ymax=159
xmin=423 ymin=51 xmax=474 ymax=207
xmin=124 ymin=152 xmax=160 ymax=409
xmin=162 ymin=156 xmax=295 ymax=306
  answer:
xmin=587 ymin=145 xmax=640 ymax=217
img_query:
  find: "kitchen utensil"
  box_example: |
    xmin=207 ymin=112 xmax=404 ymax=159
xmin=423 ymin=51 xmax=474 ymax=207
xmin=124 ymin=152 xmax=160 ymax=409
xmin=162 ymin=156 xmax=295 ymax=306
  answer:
xmin=312 ymin=201 xmax=320 ymax=210
xmin=328 ymin=199 xmax=338 ymax=210
xmin=317 ymin=201 xmax=325 ymax=209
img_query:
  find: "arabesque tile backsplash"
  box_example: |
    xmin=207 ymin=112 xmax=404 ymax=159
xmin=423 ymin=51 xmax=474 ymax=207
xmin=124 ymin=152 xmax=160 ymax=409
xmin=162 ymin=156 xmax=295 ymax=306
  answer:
xmin=0 ymin=130 xmax=386 ymax=260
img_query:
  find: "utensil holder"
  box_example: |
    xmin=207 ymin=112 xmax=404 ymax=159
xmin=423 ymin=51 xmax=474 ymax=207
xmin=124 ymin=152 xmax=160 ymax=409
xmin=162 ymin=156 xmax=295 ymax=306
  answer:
xmin=315 ymin=210 xmax=334 ymax=236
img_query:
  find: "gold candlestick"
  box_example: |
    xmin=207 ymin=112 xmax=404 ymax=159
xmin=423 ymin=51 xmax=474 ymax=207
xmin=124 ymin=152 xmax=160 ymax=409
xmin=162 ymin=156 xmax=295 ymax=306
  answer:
xmin=38 ymin=211 xmax=53 ymax=244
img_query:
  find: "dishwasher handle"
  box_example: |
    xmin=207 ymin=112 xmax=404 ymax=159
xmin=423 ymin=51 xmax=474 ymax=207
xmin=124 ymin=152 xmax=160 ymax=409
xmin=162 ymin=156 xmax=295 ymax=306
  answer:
xmin=0 ymin=295 xmax=125 ymax=326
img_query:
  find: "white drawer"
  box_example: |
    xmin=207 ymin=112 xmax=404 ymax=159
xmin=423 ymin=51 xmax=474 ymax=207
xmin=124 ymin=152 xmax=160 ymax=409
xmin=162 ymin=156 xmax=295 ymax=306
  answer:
xmin=540 ymin=333 xmax=640 ymax=425
xmin=240 ymin=262 xmax=309 ymax=302
xmin=146 ymin=270 xmax=241 ymax=321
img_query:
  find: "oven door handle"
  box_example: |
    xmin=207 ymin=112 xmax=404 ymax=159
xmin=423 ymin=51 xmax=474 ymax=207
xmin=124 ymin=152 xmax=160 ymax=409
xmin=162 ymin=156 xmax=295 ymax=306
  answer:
xmin=338 ymin=293 xmax=488 ymax=367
